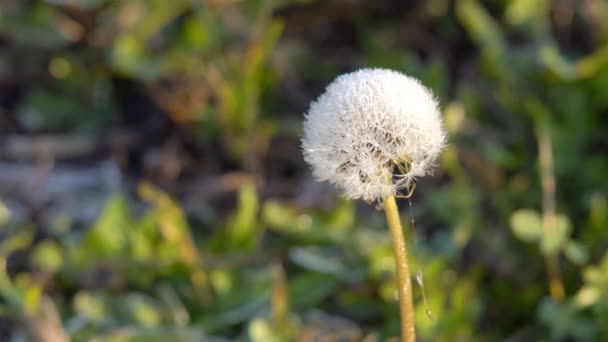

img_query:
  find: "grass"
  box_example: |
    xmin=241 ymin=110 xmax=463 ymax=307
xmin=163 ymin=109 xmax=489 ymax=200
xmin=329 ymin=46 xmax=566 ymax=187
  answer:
xmin=0 ymin=0 xmax=608 ymax=341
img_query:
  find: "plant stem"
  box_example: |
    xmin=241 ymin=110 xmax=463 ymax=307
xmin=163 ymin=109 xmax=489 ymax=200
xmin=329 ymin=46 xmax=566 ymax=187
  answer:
xmin=537 ymin=122 xmax=565 ymax=302
xmin=383 ymin=195 xmax=416 ymax=342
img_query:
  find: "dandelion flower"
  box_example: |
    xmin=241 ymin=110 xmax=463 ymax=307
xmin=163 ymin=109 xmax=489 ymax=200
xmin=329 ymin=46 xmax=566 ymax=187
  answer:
xmin=302 ymin=68 xmax=446 ymax=202
xmin=302 ymin=68 xmax=446 ymax=341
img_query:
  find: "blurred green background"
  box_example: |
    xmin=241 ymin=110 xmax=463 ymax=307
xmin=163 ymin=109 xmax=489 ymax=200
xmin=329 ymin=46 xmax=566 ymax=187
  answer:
xmin=1 ymin=0 xmax=607 ymax=341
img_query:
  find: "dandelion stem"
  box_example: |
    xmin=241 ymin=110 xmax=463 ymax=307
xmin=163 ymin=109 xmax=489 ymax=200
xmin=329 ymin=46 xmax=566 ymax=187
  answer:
xmin=384 ymin=195 xmax=415 ymax=342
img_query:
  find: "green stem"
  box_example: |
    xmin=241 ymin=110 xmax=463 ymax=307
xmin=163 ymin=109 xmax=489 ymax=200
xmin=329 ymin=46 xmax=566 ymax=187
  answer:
xmin=383 ymin=195 xmax=416 ymax=342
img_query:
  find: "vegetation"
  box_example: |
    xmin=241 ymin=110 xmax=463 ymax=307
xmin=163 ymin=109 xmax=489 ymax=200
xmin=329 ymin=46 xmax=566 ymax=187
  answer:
xmin=0 ymin=0 xmax=607 ymax=341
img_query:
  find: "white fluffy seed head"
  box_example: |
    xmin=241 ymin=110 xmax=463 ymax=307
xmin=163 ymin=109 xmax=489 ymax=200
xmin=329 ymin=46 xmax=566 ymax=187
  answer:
xmin=302 ymin=68 xmax=447 ymax=202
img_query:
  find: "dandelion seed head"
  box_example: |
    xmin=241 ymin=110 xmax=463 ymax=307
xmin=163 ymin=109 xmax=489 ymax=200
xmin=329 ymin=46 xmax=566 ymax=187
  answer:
xmin=302 ymin=68 xmax=446 ymax=202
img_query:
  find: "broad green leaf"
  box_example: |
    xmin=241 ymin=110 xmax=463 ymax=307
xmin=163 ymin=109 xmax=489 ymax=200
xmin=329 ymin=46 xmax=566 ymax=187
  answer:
xmin=510 ymin=209 xmax=542 ymax=243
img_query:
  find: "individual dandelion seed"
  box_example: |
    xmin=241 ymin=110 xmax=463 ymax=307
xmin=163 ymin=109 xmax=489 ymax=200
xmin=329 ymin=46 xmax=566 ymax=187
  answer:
xmin=302 ymin=68 xmax=446 ymax=203
xmin=301 ymin=68 xmax=446 ymax=342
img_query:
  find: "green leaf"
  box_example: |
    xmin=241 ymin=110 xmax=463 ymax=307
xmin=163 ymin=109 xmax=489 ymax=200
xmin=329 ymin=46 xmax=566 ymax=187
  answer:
xmin=201 ymin=284 xmax=270 ymax=332
xmin=288 ymin=246 xmax=361 ymax=282
xmin=574 ymin=286 xmax=602 ymax=308
xmin=289 ymin=273 xmax=338 ymax=311
xmin=537 ymin=298 xmax=596 ymax=341
xmin=456 ymin=0 xmax=505 ymax=59
xmin=32 ymin=240 xmax=63 ymax=273
xmin=564 ymin=240 xmax=589 ymax=265
xmin=73 ymin=291 xmax=113 ymax=324
xmin=138 ymin=182 xmax=201 ymax=269
xmin=0 ymin=230 xmax=34 ymax=308
xmin=125 ymin=293 xmax=162 ymax=327
xmin=23 ymin=284 xmax=42 ymax=314
xmin=226 ymin=181 xmax=260 ymax=251
xmin=85 ymin=195 xmax=130 ymax=257
xmin=0 ymin=5 xmax=71 ymax=48
xmin=510 ymin=209 xmax=543 ymax=243
xmin=248 ymin=318 xmax=282 ymax=342
xmin=505 ymin=0 xmax=550 ymax=31
xmin=262 ymin=200 xmax=351 ymax=244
